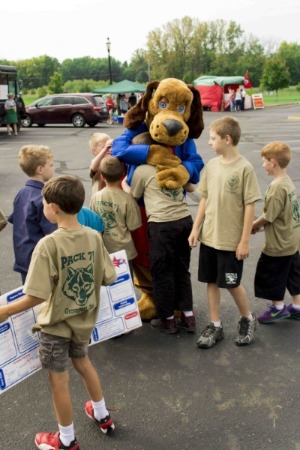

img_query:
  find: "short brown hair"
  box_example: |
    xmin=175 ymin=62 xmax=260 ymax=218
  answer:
xmin=261 ymin=141 xmax=291 ymax=168
xmin=210 ymin=116 xmax=241 ymax=146
xmin=42 ymin=175 xmax=85 ymax=214
xmin=100 ymin=156 xmax=124 ymax=183
xmin=18 ymin=145 xmax=53 ymax=177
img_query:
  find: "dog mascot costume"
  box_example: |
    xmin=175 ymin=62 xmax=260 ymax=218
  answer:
xmin=111 ymin=78 xmax=204 ymax=320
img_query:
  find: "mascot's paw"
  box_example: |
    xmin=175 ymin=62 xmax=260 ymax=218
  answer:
xmin=138 ymin=293 xmax=157 ymax=321
xmin=147 ymin=145 xmax=181 ymax=168
xmin=156 ymin=164 xmax=190 ymax=189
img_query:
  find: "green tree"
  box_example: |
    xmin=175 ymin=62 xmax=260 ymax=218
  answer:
xmin=48 ymin=71 xmax=63 ymax=94
xmin=15 ymin=56 xmax=60 ymax=90
xmin=60 ymin=57 xmax=125 ymax=83
xmin=276 ymin=41 xmax=300 ymax=85
xmin=261 ymin=57 xmax=290 ymax=96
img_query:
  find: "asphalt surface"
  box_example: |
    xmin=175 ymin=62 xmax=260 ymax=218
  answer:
xmin=0 ymin=105 xmax=300 ymax=450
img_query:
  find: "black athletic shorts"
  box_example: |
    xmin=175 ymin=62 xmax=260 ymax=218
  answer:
xmin=198 ymin=243 xmax=243 ymax=288
xmin=254 ymin=251 xmax=300 ymax=300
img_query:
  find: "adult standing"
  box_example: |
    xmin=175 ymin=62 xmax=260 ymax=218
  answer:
xmin=105 ymin=95 xmax=114 ymax=125
xmin=4 ymin=93 xmax=18 ymax=136
xmin=235 ymin=89 xmax=242 ymax=112
xmin=128 ymin=93 xmax=137 ymax=109
xmin=240 ymin=87 xmax=246 ymax=111
xmin=15 ymin=94 xmax=26 ymax=132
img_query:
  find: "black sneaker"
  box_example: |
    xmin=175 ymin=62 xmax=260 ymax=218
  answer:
xmin=150 ymin=318 xmax=179 ymax=334
xmin=176 ymin=313 xmax=196 ymax=333
xmin=197 ymin=323 xmax=224 ymax=348
xmin=235 ymin=314 xmax=257 ymax=346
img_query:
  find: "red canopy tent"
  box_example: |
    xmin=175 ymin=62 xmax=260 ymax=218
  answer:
xmin=193 ymin=75 xmax=247 ymax=111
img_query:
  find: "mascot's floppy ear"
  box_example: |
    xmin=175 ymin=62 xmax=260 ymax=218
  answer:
xmin=186 ymin=85 xmax=204 ymax=139
xmin=123 ymin=81 xmax=160 ymax=130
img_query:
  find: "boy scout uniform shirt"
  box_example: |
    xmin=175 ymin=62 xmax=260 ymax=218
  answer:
xmin=90 ymin=187 xmax=142 ymax=260
xmin=262 ymin=175 xmax=300 ymax=256
xmin=198 ymin=155 xmax=262 ymax=251
xmin=23 ymin=227 xmax=117 ymax=344
xmin=131 ymin=164 xmax=191 ymax=222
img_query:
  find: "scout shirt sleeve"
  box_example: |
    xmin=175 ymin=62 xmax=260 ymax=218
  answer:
xmin=243 ymin=164 xmax=262 ymax=205
xmin=196 ymin=164 xmax=208 ymax=198
xmin=125 ymin=195 xmax=142 ymax=231
xmin=262 ymin=184 xmax=284 ymax=223
xmin=23 ymin=237 xmax=56 ymax=300
xmin=130 ymin=166 xmax=147 ymax=201
xmin=100 ymin=236 xmax=118 ymax=286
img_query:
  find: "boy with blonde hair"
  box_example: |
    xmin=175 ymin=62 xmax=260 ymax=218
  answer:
xmin=8 ymin=145 xmax=56 ymax=283
xmin=189 ymin=116 xmax=262 ymax=348
xmin=89 ymin=132 xmax=113 ymax=194
xmin=0 ymin=175 xmax=117 ymax=449
xmin=252 ymin=141 xmax=300 ymax=323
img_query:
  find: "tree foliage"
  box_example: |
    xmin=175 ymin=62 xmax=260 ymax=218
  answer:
xmin=2 ymin=17 xmax=299 ymax=93
xmin=261 ymin=57 xmax=290 ymax=94
xmin=48 ymin=71 xmax=63 ymax=94
xmin=276 ymin=42 xmax=300 ymax=86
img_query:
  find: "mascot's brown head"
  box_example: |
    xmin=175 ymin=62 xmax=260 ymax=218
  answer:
xmin=124 ymin=78 xmax=204 ymax=146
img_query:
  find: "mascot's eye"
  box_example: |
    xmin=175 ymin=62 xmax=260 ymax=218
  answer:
xmin=177 ymin=105 xmax=186 ymax=114
xmin=158 ymin=101 xmax=168 ymax=110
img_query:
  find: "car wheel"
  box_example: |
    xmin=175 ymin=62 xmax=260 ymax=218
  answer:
xmin=72 ymin=114 xmax=85 ymax=127
xmin=87 ymin=122 xmax=98 ymax=127
xmin=21 ymin=115 xmax=32 ymax=128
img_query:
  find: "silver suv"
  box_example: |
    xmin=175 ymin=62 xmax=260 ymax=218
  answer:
xmin=21 ymin=93 xmax=109 ymax=128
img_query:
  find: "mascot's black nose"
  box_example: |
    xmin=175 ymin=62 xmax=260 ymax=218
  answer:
xmin=162 ymin=119 xmax=183 ymax=137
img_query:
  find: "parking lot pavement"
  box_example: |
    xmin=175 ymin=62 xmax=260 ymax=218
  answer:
xmin=0 ymin=105 xmax=300 ymax=450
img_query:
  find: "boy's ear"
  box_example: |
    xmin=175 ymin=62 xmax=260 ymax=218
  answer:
xmin=49 ymin=203 xmax=59 ymax=215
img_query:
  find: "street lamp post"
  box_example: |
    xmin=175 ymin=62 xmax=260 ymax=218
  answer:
xmin=106 ymin=37 xmax=112 ymax=85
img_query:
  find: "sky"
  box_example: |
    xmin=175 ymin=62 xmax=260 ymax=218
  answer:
xmin=1 ymin=0 xmax=300 ymax=64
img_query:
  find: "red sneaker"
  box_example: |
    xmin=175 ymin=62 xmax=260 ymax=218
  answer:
xmin=34 ymin=431 xmax=79 ymax=449
xmin=85 ymin=400 xmax=115 ymax=434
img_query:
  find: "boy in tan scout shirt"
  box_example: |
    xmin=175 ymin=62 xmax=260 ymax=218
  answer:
xmin=189 ymin=116 xmax=262 ymax=348
xmin=0 ymin=175 xmax=117 ymax=450
xmin=252 ymin=141 xmax=300 ymax=323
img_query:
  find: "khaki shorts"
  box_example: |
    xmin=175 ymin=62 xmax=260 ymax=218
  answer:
xmin=39 ymin=332 xmax=88 ymax=372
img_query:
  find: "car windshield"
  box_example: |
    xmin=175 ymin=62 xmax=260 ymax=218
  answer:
xmin=34 ymin=97 xmax=54 ymax=107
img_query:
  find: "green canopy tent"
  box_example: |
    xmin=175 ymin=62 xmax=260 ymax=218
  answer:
xmin=93 ymin=79 xmax=146 ymax=94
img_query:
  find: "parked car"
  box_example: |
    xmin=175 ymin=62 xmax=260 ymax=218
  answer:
xmin=21 ymin=93 xmax=109 ymax=128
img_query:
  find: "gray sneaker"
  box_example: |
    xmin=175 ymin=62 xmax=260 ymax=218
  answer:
xmin=197 ymin=323 xmax=224 ymax=349
xmin=235 ymin=314 xmax=257 ymax=346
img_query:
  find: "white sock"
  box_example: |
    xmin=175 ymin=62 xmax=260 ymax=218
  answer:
xmin=58 ymin=423 xmax=75 ymax=446
xmin=92 ymin=398 xmax=109 ymax=421
xmin=274 ymin=304 xmax=284 ymax=310
xmin=245 ymin=313 xmax=254 ymax=320
xmin=292 ymin=304 xmax=300 ymax=310
xmin=166 ymin=315 xmax=174 ymax=320
xmin=183 ymin=311 xmax=194 ymax=317
xmin=212 ymin=321 xmax=221 ymax=328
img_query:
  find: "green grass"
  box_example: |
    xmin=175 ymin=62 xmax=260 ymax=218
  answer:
xmin=249 ymin=86 xmax=300 ymax=105
xmin=23 ymin=95 xmax=39 ymax=106
xmin=22 ymin=86 xmax=300 ymax=107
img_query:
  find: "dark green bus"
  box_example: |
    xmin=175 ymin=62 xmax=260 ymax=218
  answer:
xmin=0 ymin=65 xmax=22 ymax=126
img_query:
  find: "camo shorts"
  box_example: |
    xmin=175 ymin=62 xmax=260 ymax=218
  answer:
xmin=39 ymin=332 xmax=88 ymax=372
